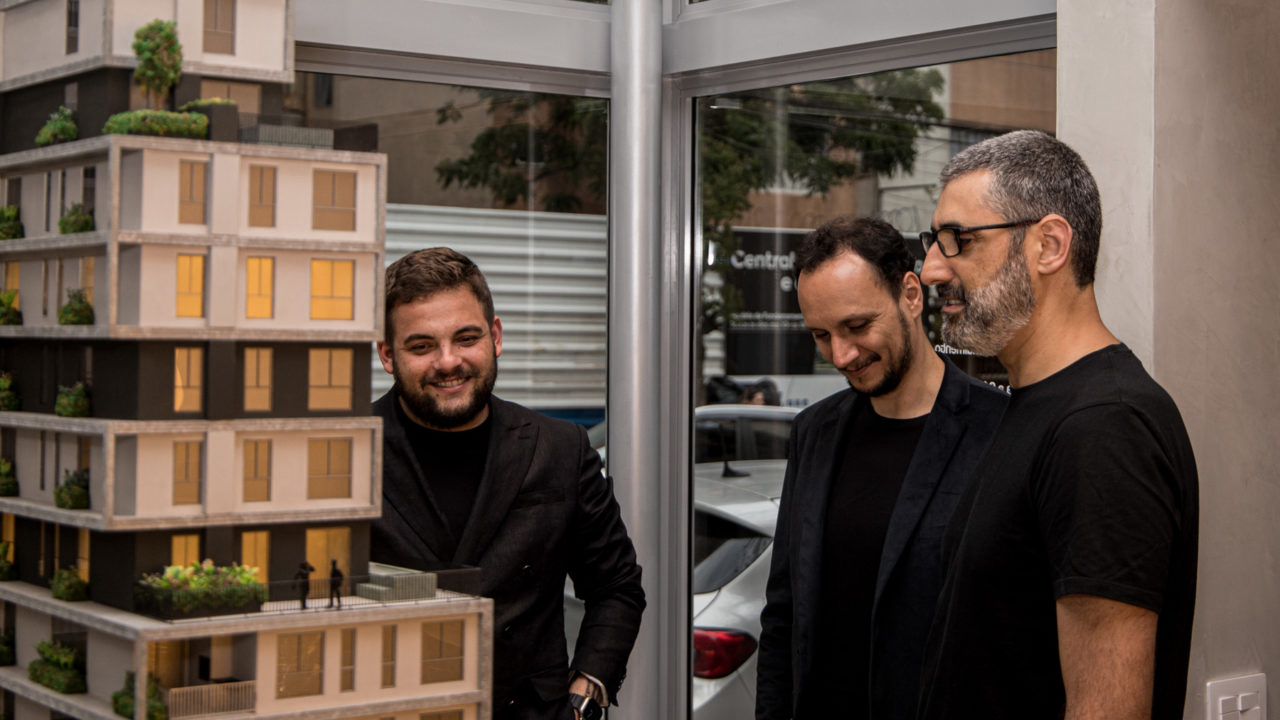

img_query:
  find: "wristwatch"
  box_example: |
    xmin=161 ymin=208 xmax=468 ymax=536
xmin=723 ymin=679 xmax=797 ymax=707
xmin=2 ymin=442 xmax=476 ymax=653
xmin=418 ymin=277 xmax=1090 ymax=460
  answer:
xmin=569 ymin=692 xmax=603 ymax=720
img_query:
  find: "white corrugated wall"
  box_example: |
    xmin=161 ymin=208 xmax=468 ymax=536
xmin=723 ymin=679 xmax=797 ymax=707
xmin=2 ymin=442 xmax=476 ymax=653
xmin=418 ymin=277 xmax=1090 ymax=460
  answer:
xmin=378 ymin=204 xmax=607 ymax=416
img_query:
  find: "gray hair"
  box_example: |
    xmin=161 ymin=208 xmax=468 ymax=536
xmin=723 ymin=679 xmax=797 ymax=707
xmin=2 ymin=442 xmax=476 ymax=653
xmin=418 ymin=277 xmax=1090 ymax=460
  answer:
xmin=940 ymin=130 xmax=1102 ymax=287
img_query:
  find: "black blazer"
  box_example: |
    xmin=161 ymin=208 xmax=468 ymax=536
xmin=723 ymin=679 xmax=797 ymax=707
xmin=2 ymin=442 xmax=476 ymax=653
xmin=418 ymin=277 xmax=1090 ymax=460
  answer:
xmin=756 ymin=358 xmax=1007 ymax=720
xmin=372 ymin=392 xmax=645 ymax=719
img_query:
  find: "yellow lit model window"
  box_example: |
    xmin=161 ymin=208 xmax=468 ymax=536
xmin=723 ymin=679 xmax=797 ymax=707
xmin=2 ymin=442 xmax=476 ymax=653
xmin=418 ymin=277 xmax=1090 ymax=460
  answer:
xmin=203 ymin=0 xmax=235 ymax=55
xmin=340 ymin=628 xmax=355 ymax=692
xmin=76 ymin=528 xmax=90 ymax=582
xmin=312 ymin=170 xmax=356 ymax=231
xmin=243 ymin=347 xmax=272 ymax=412
xmin=171 ymin=533 xmax=200 ymax=566
xmin=243 ymin=439 xmax=271 ymax=502
xmin=246 ymin=256 xmax=274 ymax=318
xmin=178 ymin=161 xmax=207 ymax=225
xmin=277 ymin=632 xmax=324 ymax=699
xmin=420 ymin=620 xmax=465 ymax=684
xmin=307 ymin=438 xmax=352 ymax=499
xmin=241 ymin=530 xmax=268 ymax=580
xmin=176 ymin=254 xmax=205 ymax=318
xmin=419 ymin=712 xmax=463 ymax=720
xmin=174 ymin=347 xmax=204 ymax=413
xmin=310 ymin=259 xmax=354 ymax=320
xmin=248 ymin=166 xmax=275 ymax=227
xmin=2 ymin=262 xmax=18 ymax=309
xmin=1 ymin=514 xmax=13 ymax=562
xmin=308 ymin=348 xmax=353 ymax=410
xmin=381 ymin=625 xmax=396 ymax=688
xmin=173 ymin=441 xmax=202 ymax=505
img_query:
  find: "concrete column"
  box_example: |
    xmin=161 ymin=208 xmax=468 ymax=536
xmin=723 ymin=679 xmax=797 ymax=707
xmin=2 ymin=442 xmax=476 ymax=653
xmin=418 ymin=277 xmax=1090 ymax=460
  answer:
xmin=1059 ymin=1 xmax=1280 ymax=716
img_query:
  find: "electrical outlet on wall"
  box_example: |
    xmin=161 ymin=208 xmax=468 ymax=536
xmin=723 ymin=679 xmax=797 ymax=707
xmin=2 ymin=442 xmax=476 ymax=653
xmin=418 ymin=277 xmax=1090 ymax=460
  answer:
xmin=1207 ymin=673 xmax=1266 ymax=720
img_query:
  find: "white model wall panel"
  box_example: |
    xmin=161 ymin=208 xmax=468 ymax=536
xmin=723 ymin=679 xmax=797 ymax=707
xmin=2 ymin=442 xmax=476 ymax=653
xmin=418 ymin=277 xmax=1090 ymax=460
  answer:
xmin=175 ymin=0 xmax=289 ymax=73
xmin=110 ymin=0 xmax=174 ymax=61
xmin=87 ymin=630 xmax=134 ymax=703
xmin=1 ymin=0 xmax=104 ymax=82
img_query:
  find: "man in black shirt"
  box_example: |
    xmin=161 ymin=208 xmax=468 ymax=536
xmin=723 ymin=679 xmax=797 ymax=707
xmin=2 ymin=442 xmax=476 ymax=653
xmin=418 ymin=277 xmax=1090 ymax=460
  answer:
xmin=918 ymin=130 xmax=1198 ymax=720
xmin=371 ymin=248 xmax=645 ymax=720
xmin=755 ymin=217 xmax=1007 ymax=720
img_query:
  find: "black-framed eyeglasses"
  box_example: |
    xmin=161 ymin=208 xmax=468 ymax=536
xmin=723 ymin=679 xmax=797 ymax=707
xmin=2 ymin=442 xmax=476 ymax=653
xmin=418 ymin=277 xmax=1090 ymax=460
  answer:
xmin=920 ymin=219 xmax=1040 ymax=258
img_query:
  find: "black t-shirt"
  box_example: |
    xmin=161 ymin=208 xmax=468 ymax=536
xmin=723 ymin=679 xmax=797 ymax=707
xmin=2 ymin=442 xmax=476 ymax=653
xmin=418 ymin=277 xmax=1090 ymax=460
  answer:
xmin=807 ymin=400 xmax=927 ymax=719
xmin=397 ymin=399 xmax=490 ymax=542
xmin=918 ymin=345 xmax=1198 ymax=720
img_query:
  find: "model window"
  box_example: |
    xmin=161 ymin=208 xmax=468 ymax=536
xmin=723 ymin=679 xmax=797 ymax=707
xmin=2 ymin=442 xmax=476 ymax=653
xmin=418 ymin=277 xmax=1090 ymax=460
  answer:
xmin=249 ymin=166 xmax=276 ymax=227
xmin=201 ymin=79 xmax=261 ymax=114
xmin=340 ymin=628 xmax=356 ymax=692
xmin=76 ymin=528 xmax=89 ymax=582
xmin=174 ymin=347 xmax=204 ymax=413
xmin=307 ymin=438 xmax=352 ymax=499
xmin=80 ymin=256 xmax=94 ymax=304
xmin=312 ymin=170 xmax=356 ymax=231
xmin=77 ymin=436 xmax=91 ymax=469
xmin=2 ymin=514 xmax=13 ymax=562
xmin=241 ymin=529 xmax=268 ymax=580
xmin=419 ymin=712 xmax=463 ymax=720
xmin=246 ymin=256 xmax=274 ymax=318
xmin=276 ymin=631 xmax=324 ymax=698
xmin=243 ymin=439 xmax=271 ymax=502
xmin=65 ymin=0 xmax=79 ymax=54
xmin=2 ymin=262 xmax=18 ymax=309
xmin=310 ymin=259 xmax=354 ymax=320
xmin=308 ymin=348 xmax=353 ymax=410
xmin=178 ymin=161 xmax=207 ymax=225
xmin=171 ymin=533 xmax=200 ymax=566
xmin=173 ymin=441 xmax=202 ymax=505
xmin=176 ymin=254 xmax=205 ymax=318
xmin=243 ymin=347 xmax=273 ymax=411
xmin=203 ymin=0 xmax=235 ymax=55
xmin=420 ymin=620 xmax=465 ymax=684
xmin=381 ymin=625 xmax=396 ymax=688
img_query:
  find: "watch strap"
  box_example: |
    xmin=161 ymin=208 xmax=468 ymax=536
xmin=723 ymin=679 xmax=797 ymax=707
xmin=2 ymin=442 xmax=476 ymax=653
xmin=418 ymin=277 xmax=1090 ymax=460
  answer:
xmin=569 ymin=692 xmax=603 ymax=720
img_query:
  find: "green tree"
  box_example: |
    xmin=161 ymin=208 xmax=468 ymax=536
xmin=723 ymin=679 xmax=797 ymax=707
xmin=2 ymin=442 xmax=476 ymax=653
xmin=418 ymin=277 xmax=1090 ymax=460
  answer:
xmin=132 ymin=20 xmax=183 ymax=110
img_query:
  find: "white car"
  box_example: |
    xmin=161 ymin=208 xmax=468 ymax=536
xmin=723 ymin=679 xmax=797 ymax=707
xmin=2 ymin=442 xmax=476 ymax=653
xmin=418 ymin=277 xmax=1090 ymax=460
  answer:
xmin=569 ymin=404 xmax=797 ymax=719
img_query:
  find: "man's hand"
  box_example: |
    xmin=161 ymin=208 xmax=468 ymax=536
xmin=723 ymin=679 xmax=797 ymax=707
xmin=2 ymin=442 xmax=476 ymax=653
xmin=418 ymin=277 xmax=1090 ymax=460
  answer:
xmin=1057 ymin=594 xmax=1157 ymax=720
xmin=569 ymin=673 xmax=605 ymax=719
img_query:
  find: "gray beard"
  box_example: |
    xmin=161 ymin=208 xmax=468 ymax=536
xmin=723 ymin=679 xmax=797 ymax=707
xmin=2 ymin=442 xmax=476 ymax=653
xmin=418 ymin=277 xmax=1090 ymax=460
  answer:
xmin=940 ymin=241 xmax=1036 ymax=357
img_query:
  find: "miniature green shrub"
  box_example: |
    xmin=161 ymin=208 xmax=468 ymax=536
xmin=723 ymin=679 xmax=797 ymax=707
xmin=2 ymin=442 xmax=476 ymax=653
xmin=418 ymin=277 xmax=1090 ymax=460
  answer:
xmin=54 ymin=468 xmax=89 ymax=509
xmin=57 ymin=203 xmax=94 ymax=234
xmin=0 ymin=206 xmax=21 ymax=240
xmin=0 ymin=459 xmax=16 ymax=497
xmin=136 ymin=560 xmax=266 ymax=618
xmin=102 ymin=109 xmax=208 ymax=138
xmin=178 ymin=97 xmax=237 ymax=111
xmin=34 ymin=106 xmax=78 ymax=147
xmin=0 ymin=372 xmax=18 ymax=409
xmin=0 ymin=291 xmax=21 ymax=326
xmin=0 ymin=541 xmax=15 ymax=581
xmin=133 ymin=20 xmax=182 ymax=110
xmin=54 ymin=382 xmax=90 ymax=417
xmin=51 ymin=567 xmax=88 ymax=601
xmin=57 ymin=288 xmax=94 ymax=325
xmin=113 ymin=671 xmax=168 ymax=720
xmin=29 ymin=640 xmax=86 ymax=693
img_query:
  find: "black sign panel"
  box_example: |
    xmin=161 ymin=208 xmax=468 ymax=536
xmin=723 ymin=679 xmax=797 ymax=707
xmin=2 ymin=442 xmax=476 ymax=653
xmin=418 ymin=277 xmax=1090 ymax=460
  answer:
xmin=723 ymin=229 xmax=814 ymax=375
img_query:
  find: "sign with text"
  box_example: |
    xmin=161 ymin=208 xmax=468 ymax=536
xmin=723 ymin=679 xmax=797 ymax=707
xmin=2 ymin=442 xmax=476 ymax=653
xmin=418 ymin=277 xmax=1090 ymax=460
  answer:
xmin=723 ymin=229 xmax=815 ymax=375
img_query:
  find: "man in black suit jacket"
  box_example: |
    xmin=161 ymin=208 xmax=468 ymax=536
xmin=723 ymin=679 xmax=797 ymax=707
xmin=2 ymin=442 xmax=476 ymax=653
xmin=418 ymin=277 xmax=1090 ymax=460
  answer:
xmin=372 ymin=248 xmax=645 ymax=720
xmin=756 ymin=217 xmax=1006 ymax=720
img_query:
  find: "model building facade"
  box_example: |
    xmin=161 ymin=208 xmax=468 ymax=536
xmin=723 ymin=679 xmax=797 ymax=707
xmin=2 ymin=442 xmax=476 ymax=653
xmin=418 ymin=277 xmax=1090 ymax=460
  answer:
xmin=0 ymin=2 xmax=491 ymax=720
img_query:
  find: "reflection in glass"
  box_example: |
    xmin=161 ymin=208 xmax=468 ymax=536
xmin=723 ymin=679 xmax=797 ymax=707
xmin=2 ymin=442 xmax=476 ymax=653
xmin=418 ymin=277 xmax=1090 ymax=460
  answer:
xmin=285 ymin=73 xmax=609 ymax=427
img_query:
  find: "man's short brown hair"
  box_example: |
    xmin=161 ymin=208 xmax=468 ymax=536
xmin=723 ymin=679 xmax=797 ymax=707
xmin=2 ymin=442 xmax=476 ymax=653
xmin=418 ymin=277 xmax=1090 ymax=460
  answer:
xmin=384 ymin=247 xmax=495 ymax=342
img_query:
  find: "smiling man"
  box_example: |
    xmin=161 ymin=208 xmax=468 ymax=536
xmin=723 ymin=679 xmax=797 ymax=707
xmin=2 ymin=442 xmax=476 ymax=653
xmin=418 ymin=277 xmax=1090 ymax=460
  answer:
xmin=371 ymin=247 xmax=645 ymax=720
xmin=756 ymin=216 xmax=1006 ymax=720
xmin=916 ymin=130 xmax=1199 ymax=720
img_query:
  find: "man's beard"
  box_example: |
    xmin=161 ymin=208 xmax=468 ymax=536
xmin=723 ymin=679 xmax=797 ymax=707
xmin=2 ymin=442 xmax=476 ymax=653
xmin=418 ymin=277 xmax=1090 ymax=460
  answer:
xmin=849 ymin=309 xmax=915 ymax=398
xmin=938 ymin=238 xmax=1036 ymax=357
xmin=393 ymin=354 xmax=498 ymax=430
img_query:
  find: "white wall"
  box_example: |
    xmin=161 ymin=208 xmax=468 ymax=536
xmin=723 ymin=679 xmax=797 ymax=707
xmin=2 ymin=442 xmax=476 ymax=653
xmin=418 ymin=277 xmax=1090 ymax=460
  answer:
xmin=1060 ymin=1 xmax=1280 ymax=717
xmin=110 ymin=0 xmax=174 ymax=61
xmin=175 ymin=0 xmax=289 ymax=72
xmin=1 ymin=0 xmax=104 ymax=82
xmin=87 ymin=630 xmax=135 ymax=702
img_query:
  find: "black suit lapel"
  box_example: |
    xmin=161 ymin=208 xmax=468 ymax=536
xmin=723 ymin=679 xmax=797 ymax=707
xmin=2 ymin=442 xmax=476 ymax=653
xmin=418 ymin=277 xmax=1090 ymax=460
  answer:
xmin=873 ymin=358 xmax=969 ymax=603
xmin=454 ymin=398 xmax=536 ymax=566
xmin=382 ymin=395 xmax=457 ymax=563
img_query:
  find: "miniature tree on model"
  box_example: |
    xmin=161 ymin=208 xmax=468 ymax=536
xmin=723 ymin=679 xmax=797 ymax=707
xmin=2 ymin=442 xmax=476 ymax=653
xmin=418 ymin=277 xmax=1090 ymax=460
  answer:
xmin=132 ymin=20 xmax=183 ymax=110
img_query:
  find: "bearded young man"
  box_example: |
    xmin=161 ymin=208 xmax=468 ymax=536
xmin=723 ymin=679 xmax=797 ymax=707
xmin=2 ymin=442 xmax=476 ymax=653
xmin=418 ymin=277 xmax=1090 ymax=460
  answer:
xmin=755 ymin=216 xmax=1006 ymax=720
xmin=371 ymin=248 xmax=645 ymax=720
xmin=917 ymin=131 xmax=1198 ymax=720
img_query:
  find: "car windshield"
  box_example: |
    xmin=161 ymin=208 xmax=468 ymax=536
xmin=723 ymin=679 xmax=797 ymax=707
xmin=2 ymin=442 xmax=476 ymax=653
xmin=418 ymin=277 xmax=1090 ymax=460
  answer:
xmin=693 ymin=510 xmax=771 ymax=595
xmin=694 ymin=416 xmax=791 ymax=463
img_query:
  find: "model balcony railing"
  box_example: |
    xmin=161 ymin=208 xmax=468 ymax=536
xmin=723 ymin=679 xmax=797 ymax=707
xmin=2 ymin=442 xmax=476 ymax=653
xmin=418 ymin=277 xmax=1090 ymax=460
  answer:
xmin=167 ymin=679 xmax=256 ymax=718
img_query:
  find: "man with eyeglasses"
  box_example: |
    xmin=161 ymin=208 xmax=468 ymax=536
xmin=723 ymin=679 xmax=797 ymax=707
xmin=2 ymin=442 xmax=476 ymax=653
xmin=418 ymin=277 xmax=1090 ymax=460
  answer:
xmin=915 ymin=130 xmax=1198 ymax=720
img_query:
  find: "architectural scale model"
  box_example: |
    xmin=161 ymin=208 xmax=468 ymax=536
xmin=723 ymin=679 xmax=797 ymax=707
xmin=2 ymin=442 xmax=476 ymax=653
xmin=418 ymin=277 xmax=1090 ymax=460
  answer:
xmin=0 ymin=2 xmax=493 ymax=720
